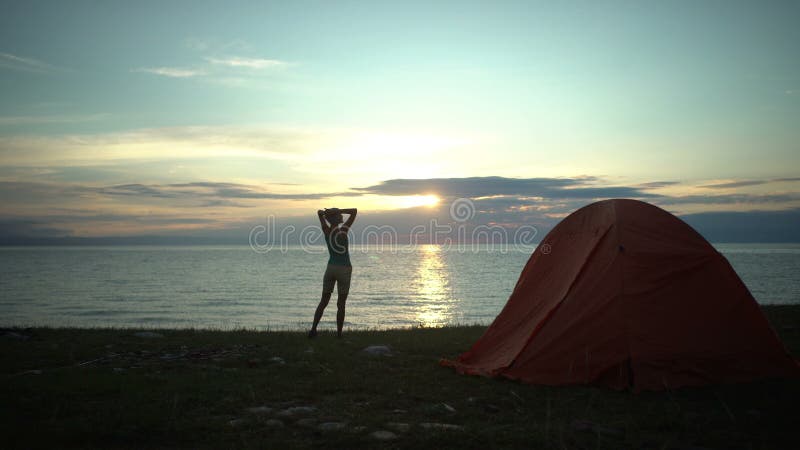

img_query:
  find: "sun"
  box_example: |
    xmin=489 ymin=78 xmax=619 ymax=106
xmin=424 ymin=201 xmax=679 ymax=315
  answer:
xmin=395 ymin=194 xmax=441 ymax=209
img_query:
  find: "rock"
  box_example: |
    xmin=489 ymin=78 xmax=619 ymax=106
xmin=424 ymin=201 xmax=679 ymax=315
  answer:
xmin=570 ymin=419 xmax=624 ymax=437
xmin=277 ymin=406 xmax=317 ymax=418
xmin=391 ymin=409 xmax=407 ymax=414
xmin=483 ymin=404 xmax=500 ymax=413
xmin=304 ymin=347 xmax=314 ymax=354
xmin=265 ymin=419 xmax=284 ymax=428
xmin=2 ymin=331 xmax=30 ymax=341
xmin=426 ymin=403 xmax=457 ymax=414
xmin=351 ymin=425 xmax=367 ymax=433
xmin=245 ymin=406 xmax=273 ymax=415
xmin=386 ymin=422 xmax=410 ymax=432
xmin=318 ymin=422 xmax=346 ymax=432
xmin=420 ymin=423 xmax=464 ymax=431
xmin=371 ymin=430 xmax=398 ymax=440
xmin=133 ymin=331 xmax=163 ymax=338
xmin=268 ymin=356 xmax=285 ymax=365
xmin=112 ymin=368 xmax=125 ymax=373
xmin=362 ymin=345 xmax=392 ymax=356
xmin=295 ymin=418 xmax=317 ymax=428
xmin=229 ymin=418 xmax=247 ymax=427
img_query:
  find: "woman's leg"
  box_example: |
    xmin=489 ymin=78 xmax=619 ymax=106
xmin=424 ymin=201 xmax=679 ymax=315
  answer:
xmin=311 ymin=265 xmax=336 ymax=337
xmin=336 ymin=292 xmax=348 ymax=338
xmin=310 ymin=291 xmax=332 ymax=336
xmin=335 ymin=266 xmax=352 ymax=338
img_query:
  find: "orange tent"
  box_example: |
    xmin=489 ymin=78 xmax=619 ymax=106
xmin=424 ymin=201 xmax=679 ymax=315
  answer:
xmin=442 ymin=199 xmax=799 ymax=391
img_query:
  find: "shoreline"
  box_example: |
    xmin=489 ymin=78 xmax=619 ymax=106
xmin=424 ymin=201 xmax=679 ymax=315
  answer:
xmin=2 ymin=304 xmax=798 ymax=333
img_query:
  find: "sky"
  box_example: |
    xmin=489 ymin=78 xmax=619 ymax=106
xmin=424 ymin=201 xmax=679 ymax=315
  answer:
xmin=1 ymin=0 xmax=799 ymax=242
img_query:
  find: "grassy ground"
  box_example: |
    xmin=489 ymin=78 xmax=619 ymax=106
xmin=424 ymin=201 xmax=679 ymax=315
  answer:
xmin=1 ymin=306 xmax=798 ymax=450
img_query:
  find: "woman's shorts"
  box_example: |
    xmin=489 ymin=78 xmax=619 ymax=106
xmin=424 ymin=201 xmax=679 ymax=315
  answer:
xmin=322 ymin=264 xmax=352 ymax=296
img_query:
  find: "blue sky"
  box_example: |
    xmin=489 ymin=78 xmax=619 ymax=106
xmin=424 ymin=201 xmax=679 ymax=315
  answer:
xmin=1 ymin=1 xmax=799 ymax=240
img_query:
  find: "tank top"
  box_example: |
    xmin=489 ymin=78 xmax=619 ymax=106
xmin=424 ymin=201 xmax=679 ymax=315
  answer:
xmin=325 ymin=227 xmax=351 ymax=266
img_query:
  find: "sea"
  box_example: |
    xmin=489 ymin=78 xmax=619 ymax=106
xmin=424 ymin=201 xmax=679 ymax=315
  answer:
xmin=1 ymin=244 xmax=798 ymax=330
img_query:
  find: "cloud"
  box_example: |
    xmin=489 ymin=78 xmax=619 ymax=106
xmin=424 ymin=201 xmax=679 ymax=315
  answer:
xmin=134 ymin=67 xmax=204 ymax=78
xmin=0 ymin=181 xmax=359 ymax=210
xmin=98 ymin=182 xmax=359 ymax=201
xmin=0 ymin=125 xmax=341 ymax=166
xmin=699 ymin=178 xmax=800 ymax=189
xmin=655 ymin=192 xmax=800 ymax=205
xmin=0 ymin=113 xmax=108 ymax=126
xmin=700 ymin=180 xmax=767 ymax=189
xmin=3 ymin=175 xmax=800 ymax=242
xmin=636 ymin=181 xmax=680 ymax=189
xmin=353 ymin=176 xmax=652 ymax=200
xmin=205 ymin=56 xmax=287 ymax=69
xmin=0 ymin=52 xmax=58 ymax=73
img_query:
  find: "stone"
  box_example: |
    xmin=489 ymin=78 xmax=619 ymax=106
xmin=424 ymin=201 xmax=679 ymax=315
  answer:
xmin=370 ymin=430 xmax=398 ymax=440
xmin=265 ymin=419 xmax=284 ymax=428
xmin=268 ymin=356 xmax=286 ymax=365
xmin=318 ymin=422 xmax=346 ymax=432
xmin=570 ymin=419 xmax=624 ymax=437
xmin=386 ymin=422 xmax=410 ymax=432
xmin=483 ymin=404 xmax=500 ymax=413
xmin=229 ymin=418 xmax=247 ymax=427
xmin=1 ymin=331 xmax=30 ymax=341
xmin=426 ymin=403 xmax=457 ymax=414
xmin=245 ymin=406 xmax=273 ymax=415
xmin=295 ymin=418 xmax=317 ymax=428
xmin=362 ymin=345 xmax=392 ymax=356
xmin=277 ymin=406 xmax=317 ymax=417
xmin=441 ymin=403 xmax=456 ymax=413
xmin=420 ymin=423 xmax=464 ymax=431
xmin=133 ymin=331 xmax=163 ymax=338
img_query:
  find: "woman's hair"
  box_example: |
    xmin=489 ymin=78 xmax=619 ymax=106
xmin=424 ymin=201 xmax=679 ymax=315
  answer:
xmin=328 ymin=213 xmax=344 ymax=225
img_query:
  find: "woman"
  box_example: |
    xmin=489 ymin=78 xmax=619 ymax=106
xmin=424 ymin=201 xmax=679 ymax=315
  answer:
xmin=309 ymin=207 xmax=357 ymax=338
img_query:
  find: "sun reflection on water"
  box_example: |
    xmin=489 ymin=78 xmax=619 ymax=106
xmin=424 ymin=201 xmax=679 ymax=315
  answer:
xmin=413 ymin=245 xmax=452 ymax=327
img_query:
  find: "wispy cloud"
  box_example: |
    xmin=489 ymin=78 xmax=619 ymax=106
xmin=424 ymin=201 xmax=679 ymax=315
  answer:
xmin=353 ymin=176 xmax=652 ymax=200
xmin=134 ymin=67 xmax=204 ymax=78
xmin=205 ymin=56 xmax=287 ymax=69
xmin=699 ymin=178 xmax=800 ymax=189
xmin=0 ymin=52 xmax=58 ymax=73
xmin=700 ymin=180 xmax=767 ymax=189
xmin=0 ymin=113 xmax=109 ymax=126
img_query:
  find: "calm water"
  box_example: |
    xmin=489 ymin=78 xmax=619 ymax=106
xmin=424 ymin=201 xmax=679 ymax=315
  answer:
xmin=0 ymin=244 xmax=798 ymax=330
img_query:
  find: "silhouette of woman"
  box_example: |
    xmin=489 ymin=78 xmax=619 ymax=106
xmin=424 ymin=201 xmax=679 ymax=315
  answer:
xmin=309 ymin=207 xmax=357 ymax=338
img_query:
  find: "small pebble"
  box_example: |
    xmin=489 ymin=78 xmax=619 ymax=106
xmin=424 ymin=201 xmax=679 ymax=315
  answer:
xmin=245 ymin=406 xmax=273 ymax=415
xmin=318 ymin=422 xmax=346 ymax=432
xmin=371 ymin=430 xmax=398 ymax=440
xmin=265 ymin=419 xmax=284 ymax=428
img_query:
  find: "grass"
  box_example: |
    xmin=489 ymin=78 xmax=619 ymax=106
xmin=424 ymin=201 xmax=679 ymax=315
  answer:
xmin=1 ymin=305 xmax=798 ymax=449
